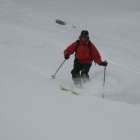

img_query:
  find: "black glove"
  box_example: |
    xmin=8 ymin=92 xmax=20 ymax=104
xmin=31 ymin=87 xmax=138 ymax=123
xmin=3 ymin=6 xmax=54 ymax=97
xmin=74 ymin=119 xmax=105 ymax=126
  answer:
xmin=99 ymin=61 xmax=108 ymax=67
xmin=64 ymin=54 xmax=69 ymax=60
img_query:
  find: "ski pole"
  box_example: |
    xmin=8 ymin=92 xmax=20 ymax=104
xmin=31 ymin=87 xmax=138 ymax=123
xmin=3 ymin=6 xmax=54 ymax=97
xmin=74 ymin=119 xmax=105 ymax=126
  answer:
xmin=101 ymin=66 xmax=106 ymax=98
xmin=103 ymin=66 xmax=107 ymax=87
xmin=51 ymin=59 xmax=66 ymax=79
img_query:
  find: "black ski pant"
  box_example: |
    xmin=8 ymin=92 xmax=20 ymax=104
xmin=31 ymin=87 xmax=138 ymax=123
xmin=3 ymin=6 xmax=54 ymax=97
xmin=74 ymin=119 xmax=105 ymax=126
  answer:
xmin=71 ymin=59 xmax=92 ymax=79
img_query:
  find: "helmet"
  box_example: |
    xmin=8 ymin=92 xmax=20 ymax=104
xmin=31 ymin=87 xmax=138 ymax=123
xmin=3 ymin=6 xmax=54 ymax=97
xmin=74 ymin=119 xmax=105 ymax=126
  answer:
xmin=79 ymin=30 xmax=89 ymax=40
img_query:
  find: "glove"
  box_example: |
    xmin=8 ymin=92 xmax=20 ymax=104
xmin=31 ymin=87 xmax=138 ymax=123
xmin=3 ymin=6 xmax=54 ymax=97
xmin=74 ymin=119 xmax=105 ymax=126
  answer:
xmin=99 ymin=61 xmax=108 ymax=67
xmin=64 ymin=54 xmax=69 ymax=60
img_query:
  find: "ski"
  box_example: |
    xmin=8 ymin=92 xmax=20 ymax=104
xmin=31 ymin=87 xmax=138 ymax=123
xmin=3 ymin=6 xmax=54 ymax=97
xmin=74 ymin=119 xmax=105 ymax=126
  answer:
xmin=60 ymin=85 xmax=80 ymax=95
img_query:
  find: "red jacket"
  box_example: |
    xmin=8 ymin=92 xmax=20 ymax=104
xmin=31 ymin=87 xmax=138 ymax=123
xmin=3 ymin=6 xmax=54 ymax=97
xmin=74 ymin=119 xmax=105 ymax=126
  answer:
xmin=64 ymin=40 xmax=102 ymax=64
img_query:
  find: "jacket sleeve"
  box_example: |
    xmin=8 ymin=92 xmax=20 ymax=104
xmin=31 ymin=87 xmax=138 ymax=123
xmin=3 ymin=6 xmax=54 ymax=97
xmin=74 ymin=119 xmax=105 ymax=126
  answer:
xmin=91 ymin=43 xmax=102 ymax=65
xmin=64 ymin=41 xmax=78 ymax=57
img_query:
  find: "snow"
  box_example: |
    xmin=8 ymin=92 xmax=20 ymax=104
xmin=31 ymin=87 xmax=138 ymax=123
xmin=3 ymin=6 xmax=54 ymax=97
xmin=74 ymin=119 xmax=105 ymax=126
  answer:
xmin=0 ymin=0 xmax=140 ymax=140
xmin=1 ymin=96 xmax=140 ymax=140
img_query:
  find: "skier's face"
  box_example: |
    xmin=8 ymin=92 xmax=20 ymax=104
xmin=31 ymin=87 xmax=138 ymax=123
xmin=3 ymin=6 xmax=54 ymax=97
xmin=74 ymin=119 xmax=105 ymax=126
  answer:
xmin=80 ymin=36 xmax=89 ymax=43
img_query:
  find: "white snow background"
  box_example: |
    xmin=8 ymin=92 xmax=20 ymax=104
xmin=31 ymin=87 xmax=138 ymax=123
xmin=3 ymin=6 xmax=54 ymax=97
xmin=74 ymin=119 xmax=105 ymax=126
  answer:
xmin=0 ymin=0 xmax=140 ymax=140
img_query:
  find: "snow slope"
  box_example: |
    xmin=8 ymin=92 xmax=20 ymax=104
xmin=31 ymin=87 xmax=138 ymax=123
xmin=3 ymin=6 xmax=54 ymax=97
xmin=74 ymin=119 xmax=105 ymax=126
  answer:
xmin=0 ymin=0 xmax=140 ymax=140
xmin=1 ymin=96 xmax=140 ymax=140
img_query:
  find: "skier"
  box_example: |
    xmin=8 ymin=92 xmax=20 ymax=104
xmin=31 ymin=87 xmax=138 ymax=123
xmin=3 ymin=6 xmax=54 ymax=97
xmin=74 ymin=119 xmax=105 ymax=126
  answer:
xmin=64 ymin=30 xmax=108 ymax=85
